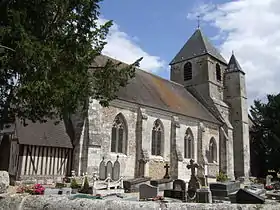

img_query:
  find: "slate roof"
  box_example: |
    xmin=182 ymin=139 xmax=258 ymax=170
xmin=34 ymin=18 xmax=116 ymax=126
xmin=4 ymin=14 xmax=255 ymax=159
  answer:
xmin=170 ymin=29 xmax=227 ymax=65
xmin=16 ymin=119 xmax=73 ymax=148
xmin=228 ymin=54 xmax=244 ymax=73
xmin=93 ymin=55 xmax=220 ymax=124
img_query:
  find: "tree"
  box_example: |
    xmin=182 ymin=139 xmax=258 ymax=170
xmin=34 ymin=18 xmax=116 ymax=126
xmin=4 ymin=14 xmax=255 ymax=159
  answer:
xmin=0 ymin=0 xmax=142 ymax=130
xmin=250 ymin=94 xmax=280 ymax=176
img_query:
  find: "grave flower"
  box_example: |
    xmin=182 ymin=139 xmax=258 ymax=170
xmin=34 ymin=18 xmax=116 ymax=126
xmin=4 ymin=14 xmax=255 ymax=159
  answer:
xmin=33 ymin=184 xmax=45 ymax=195
xmin=152 ymin=195 xmax=164 ymax=201
xmin=265 ymin=185 xmax=274 ymax=190
xmin=16 ymin=184 xmax=45 ymax=195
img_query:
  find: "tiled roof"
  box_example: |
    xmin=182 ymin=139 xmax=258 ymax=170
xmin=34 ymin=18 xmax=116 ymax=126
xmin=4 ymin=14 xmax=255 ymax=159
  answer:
xmin=170 ymin=29 xmax=227 ymax=65
xmin=16 ymin=119 xmax=73 ymax=148
xmin=228 ymin=54 xmax=244 ymax=73
xmin=93 ymin=55 xmax=220 ymax=124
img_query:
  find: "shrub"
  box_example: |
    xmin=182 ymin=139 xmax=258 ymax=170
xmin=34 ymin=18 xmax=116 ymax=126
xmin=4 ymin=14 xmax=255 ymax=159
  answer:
xmin=83 ymin=176 xmax=90 ymax=191
xmin=70 ymin=178 xmax=80 ymax=189
xmin=216 ymin=171 xmax=228 ymax=182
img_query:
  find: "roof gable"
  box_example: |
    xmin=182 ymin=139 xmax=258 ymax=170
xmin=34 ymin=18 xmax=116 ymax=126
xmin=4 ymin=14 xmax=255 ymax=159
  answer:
xmin=170 ymin=29 xmax=227 ymax=65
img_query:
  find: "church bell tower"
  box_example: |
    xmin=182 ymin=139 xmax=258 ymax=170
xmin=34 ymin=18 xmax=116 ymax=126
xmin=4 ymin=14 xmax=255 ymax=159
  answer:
xmin=224 ymin=54 xmax=250 ymax=178
xmin=169 ymin=29 xmax=228 ymax=102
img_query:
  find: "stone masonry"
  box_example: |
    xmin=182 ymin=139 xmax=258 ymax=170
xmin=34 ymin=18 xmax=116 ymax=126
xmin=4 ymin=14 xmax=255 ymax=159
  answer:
xmin=75 ymin=99 xmax=220 ymax=183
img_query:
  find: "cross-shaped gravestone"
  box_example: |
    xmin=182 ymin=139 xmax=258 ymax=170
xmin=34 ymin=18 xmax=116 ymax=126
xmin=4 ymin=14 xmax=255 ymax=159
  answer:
xmin=164 ymin=163 xmax=170 ymax=179
xmin=187 ymin=159 xmax=201 ymax=200
xmin=187 ymin=159 xmax=199 ymax=177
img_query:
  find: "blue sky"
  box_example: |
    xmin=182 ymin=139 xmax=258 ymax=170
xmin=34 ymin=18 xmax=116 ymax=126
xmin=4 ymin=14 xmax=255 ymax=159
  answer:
xmin=99 ymin=0 xmax=228 ymax=78
xmin=99 ymin=0 xmax=280 ymax=106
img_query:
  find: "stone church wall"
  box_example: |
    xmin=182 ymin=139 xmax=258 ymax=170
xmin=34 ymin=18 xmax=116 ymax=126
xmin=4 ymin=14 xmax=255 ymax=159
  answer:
xmin=87 ymin=99 xmax=138 ymax=178
xmin=176 ymin=117 xmax=199 ymax=181
xmin=143 ymin=110 xmax=171 ymax=179
xmin=85 ymin=99 xmax=221 ymax=181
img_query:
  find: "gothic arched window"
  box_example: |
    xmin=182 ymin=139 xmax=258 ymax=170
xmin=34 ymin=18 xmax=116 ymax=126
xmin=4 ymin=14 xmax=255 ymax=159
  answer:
xmin=209 ymin=138 xmax=217 ymax=163
xmin=184 ymin=62 xmax=192 ymax=81
xmin=216 ymin=63 xmax=222 ymax=82
xmin=184 ymin=128 xmax=194 ymax=159
xmin=111 ymin=113 xmax=127 ymax=154
xmin=151 ymin=119 xmax=164 ymax=156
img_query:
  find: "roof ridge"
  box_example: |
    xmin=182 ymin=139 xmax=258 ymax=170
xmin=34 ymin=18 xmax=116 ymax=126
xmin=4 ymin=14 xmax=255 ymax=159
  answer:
xmin=198 ymin=29 xmax=208 ymax=54
xmin=97 ymin=54 xmax=186 ymax=88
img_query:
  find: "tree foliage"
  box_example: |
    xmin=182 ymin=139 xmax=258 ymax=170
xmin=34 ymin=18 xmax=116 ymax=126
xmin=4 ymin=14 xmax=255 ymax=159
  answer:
xmin=0 ymin=0 xmax=141 ymax=128
xmin=250 ymin=94 xmax=280 ymax=176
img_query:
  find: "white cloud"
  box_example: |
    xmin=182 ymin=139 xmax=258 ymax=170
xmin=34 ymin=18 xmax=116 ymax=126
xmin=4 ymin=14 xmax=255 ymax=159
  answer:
xmin=188 ymin=0 xmax=280 ymax=106
xmin=97 ymin=18 xmax=166 ymax=73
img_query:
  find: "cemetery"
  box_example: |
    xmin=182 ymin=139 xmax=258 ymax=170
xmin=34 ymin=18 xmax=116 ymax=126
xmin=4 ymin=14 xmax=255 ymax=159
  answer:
xmin=1 ymin=159 xmax=280 ymax=209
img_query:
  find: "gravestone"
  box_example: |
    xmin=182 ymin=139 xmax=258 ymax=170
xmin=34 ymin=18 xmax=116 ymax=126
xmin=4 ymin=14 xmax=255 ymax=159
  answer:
xmin=61 ymin=187 xmax=72 ymax=195
xmin=123 ymin=177 xmax=151 ymax=193
xmin=187 ymin=159 xmax=201 ymax=199
xmin=56 ymin=177 xmax=63 ymax=183
xmin=266 ymin=175 xmax=273 ymax=186
xmin=164 ymin=179 xmax=187 ymax=201
xmin=106 ymin=161 xmax=113 ymax=179
xmin=99 ymin=158 xmax=106 ymax=180
xmin=150 ymin=163 xmax=173 ymax=191
xmin=139 ymin=183 xmax=159 ymax=200
xmin=173 ymin=179 xmax=186 ymax=191
xmin=196 ymin=188 xmax=212 ymax=203
xmin=235 ymin=189 xmax=265 ymax=204
xmin=113 ymin=157 xmax=120 ymax=181
xmin=163 ymin=163 xmax=170 ymax=179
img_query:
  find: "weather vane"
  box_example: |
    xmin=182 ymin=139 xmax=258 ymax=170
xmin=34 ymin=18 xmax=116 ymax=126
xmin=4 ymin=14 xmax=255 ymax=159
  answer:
xmin=197 ymin=15 xmax=201 ymax=29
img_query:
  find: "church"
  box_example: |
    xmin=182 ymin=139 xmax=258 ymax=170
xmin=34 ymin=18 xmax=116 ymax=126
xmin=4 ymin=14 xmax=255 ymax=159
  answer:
xmin=0 ymin=28 xmax=251 ymax=184
xmin=73 ymin=28 xmax=251 ymax=182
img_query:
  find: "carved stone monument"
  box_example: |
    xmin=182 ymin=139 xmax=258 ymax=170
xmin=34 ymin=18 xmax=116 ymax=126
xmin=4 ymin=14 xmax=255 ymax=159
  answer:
xmin=187 ymin=159 xmax=201 ymax=200
xmin=163 ymin=163 xmax=170 ymax=179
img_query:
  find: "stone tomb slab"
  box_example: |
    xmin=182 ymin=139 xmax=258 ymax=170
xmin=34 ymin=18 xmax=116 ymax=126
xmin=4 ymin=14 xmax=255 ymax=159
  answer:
xmin=163 ymin=179 xmax=186 ymax=202
xmin=196 ymin=188 xmax=212 ymax=203
xmin=150 ymin=178 xmax=173 ymax=191
xmin=266 ymin=190 xmax=280 ymax=200
xmin=210 ymin=181 xmax=240 ymax=197
xmin=235 ymin=189 xmax=265 ymax=204
xmin=139 ymin=183 xmax=159 ymax=200
xmin=123 ymin=177 xmax=151 ymax=193
xmin=245 ymin=185 xmax=266 ymax=197
xmin=44 ymin=188 xmax=60 ymax=195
